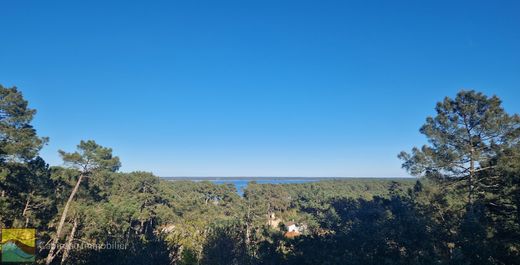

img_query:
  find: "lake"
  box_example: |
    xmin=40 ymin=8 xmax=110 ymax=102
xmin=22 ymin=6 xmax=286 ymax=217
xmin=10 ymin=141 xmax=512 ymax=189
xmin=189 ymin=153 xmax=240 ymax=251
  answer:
xmin=165 ymin=177 xmax=327 ymax=195
xmin=212 ymin=178 xmax=322 ymax=195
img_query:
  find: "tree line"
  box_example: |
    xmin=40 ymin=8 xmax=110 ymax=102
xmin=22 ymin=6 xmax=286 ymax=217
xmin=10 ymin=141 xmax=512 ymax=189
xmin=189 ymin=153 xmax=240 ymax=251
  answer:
xmin=1 ymin=85 xmax=519 ymax=264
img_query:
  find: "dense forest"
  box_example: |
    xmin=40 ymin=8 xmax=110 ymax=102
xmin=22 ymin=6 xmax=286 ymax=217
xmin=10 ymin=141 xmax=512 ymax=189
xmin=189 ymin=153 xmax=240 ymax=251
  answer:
xmin=1 ymin=85 xmax=519 ymax=265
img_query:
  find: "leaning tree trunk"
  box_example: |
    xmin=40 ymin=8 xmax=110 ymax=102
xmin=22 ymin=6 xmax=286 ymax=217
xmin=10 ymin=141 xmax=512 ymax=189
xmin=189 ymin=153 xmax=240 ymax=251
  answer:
xmin=46 ymin=174 xmax=84 ymax=265
xmin=60 ymin=217 xmax=78 ymax=265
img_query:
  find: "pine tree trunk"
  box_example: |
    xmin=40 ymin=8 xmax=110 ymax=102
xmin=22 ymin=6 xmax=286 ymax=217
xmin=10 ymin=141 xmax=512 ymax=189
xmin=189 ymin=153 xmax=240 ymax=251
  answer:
xmin=22 ymin=192 xmax=33 ymax=227
xmin=61 ymin=217 xmax=78 ymax=265
xmin=46 ymin=174 xmax=84 ymax=265
xmin=245 ymin=220 xmax=251 ymax=246
xmin=468 ymin=148 xmax=475 ymax=208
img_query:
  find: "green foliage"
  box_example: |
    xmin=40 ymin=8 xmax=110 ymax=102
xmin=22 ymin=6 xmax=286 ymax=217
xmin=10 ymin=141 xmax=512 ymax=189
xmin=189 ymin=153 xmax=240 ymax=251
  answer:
xmin=398 ymin=90 xmax=520 ymax=264
xmin=0 ymin=157 xmax=56 ymax=229
xmin=201 ymin=221 xmax=249 ymax=265
xmin=0 ymin=85 xmax=51 ymax=228
xmin=0 ymin=85 xmax=48 ymax=163
xmin=399 ymin=90 xmax=520 ymax=205
xmin=59 ymin=140 xmax=121 ymax=174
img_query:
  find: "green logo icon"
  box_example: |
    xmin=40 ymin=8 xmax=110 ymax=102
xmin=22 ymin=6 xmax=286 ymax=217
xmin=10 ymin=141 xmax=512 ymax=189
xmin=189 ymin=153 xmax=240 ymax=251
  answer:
xmin=1 ymin=229 xmax=36 ymax=263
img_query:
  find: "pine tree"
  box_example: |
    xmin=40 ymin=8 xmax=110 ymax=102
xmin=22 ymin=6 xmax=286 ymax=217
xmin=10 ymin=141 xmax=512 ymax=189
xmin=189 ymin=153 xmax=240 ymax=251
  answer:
xmin=399 ymin=90 xmax=520 ymax=207
xmin=46 ymin=140 xmax=120 ymax=265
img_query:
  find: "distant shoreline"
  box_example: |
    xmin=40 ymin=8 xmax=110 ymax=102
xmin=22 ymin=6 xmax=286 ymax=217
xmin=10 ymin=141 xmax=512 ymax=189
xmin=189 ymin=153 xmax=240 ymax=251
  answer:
xmin=162 ymin=176 xmax=416 ymax=181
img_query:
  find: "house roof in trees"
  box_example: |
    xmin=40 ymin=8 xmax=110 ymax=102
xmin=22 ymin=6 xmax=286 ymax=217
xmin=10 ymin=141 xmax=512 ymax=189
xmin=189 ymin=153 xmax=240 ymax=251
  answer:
xmin=284 ymin=231 xmax=301 ymax=238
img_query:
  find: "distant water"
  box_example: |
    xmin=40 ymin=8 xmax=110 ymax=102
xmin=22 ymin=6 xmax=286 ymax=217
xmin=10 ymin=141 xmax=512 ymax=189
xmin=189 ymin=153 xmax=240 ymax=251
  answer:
xmin=211 ymin=178 xmax=320 ymax=196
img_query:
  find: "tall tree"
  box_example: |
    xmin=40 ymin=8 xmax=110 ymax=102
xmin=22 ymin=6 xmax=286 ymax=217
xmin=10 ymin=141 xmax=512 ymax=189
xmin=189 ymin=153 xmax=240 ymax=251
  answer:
xmin=399 ymin=90 xmax=520 ymax=206
xmin=46 ymin=140 xmax=120 ymax=265
xmin=0 ymin=85 xmax=48 ymax=201
xmin=0 ymin=85 xmax=47 ymax=163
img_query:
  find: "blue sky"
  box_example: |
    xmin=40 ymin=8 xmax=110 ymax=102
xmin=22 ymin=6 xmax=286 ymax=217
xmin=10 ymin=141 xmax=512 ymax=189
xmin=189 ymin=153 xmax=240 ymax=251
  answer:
xmin=1 ymin=0 xmax=519 ymax=177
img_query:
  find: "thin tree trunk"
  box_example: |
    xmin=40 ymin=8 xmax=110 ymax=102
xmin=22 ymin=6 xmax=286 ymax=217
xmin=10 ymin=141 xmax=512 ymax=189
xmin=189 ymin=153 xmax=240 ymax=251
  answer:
xmin=468 ymin=148 xmax=475 ymax=208
xmin=46 ymin=174 xmax=84 ymax=265
xmin=61 ymin=217 xmax=78 ymax=265
xmin=125 ymin=228 xmax=130 ymax=247
xmin=245 ymin=205 xmax=251 ymax=246
xmin=464 ymin=116 xmax=475 ymax=210
xmin=22 ymin=191 xmax=33 ymax=228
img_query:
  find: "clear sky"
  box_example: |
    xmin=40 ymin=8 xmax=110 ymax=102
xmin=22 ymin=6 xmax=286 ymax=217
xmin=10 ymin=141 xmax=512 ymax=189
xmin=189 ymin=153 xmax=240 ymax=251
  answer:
xmin=1 ymin=0 xmax=519 ymax=177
